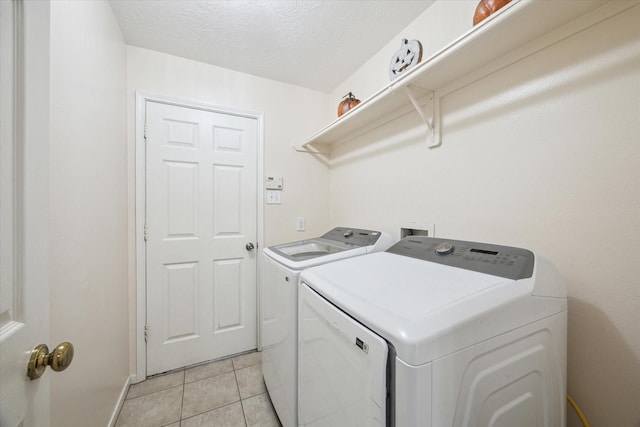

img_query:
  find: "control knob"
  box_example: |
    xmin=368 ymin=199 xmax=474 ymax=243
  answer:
xmin=435 ymin=242 xmax=454 ymax=255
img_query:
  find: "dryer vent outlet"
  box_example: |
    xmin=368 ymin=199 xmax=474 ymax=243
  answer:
xmin=400 ymin=222 xmax=435 ymax=239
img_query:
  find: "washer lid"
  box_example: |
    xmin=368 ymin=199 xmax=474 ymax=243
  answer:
xmin=270 ymin=238 xmax=352 ymax=260
xmin=264 ymin=240 xmax=368 ymax=270
xmin=264 ymin=227 xmax=392 ymax=269
xmin=300 ymin=251 xmax=565 ymax=365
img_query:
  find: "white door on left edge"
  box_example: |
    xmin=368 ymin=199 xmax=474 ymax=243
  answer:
xmin=0 ymin=1 xmax=51 ymax=425
xmin=145 ymin=101 xmax=258 ymax=375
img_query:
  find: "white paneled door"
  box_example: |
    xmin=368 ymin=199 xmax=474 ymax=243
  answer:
xmin=0 ymin=1 xmax=51 ymax=426
xmin=145 ymin=101 xmax=258 ymax=375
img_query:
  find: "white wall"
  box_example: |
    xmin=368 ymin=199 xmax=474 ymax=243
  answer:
xmin=126 ymin=47 xmax=332 ymax=373
xmin=331 ymin=0 xmax=473 ymax=103
xmin=329 ymin=2 xmax=640 ymax=427
xmin=49 ymin=1 xmax=129 ymax=426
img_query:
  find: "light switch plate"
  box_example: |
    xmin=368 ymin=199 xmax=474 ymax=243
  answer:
xmin=267 ymin=190 xmax=281 ymax=204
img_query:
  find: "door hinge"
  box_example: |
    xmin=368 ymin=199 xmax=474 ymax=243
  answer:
xmin=144 ymin=224 xmax=148 ymax=241
xmin=143 ymin=122 xmax=148 ymax=140
xmin=144 ymin=325 xmax=150 ymax=342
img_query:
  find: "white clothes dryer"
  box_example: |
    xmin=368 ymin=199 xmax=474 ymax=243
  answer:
xmin=298 ymin=236 xmax=567 ymax=427
xmin=261 ymin=227 xmax=393 ymax=427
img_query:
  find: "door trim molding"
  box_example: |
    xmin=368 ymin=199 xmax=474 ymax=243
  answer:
xmin=134 ymin=91 xmax=265 ymax=382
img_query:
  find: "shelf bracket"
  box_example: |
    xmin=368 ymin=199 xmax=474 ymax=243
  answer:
xmin=403 ymin=85 xmax=440 ymax=148
xmin=291 ymin=141 xmax=330 ymax=155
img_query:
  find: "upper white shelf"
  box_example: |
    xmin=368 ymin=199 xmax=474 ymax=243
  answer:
xmin=295 ymin=0 xmax=609 ymax=153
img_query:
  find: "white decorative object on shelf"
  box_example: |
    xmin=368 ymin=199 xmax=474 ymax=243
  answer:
xmin=293 ymin=0 xmax=618 ymax=156
xmin=389 ymin=39 xmax=423 ymax=81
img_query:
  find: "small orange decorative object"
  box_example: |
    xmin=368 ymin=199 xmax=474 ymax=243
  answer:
xmin=473 ymin=0 xmax=512 ymax=26
xmin=337 ymin=92 xmax=361 ymax=117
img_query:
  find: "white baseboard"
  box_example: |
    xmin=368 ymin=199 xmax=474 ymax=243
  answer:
xmin=107 ymin=375 xmax=132 ymax=427
xmin=129 ymin=372 xmax=145 ymax=384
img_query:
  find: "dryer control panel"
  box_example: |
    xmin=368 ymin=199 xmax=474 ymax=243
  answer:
xmin=387 ymin=236 xmax=535 ymax=280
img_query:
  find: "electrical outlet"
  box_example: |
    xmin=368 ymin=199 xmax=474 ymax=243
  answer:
xmin=296 ymin=217 xmax=305 ymax=231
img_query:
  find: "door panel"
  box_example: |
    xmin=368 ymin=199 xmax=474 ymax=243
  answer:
xmin=146 ymin=101 xmax=258 ymax=375
xmin=213 ymin=165 xmax=242 ymax=234
xmin=164 ymin=161 xmax=198 ymax=237
xmin=213 ymin=258 xmax=243 ymax=330
xmin=298 ymin=283 xmax=388 ymax=427
xmin=165 ymin=262 xmax=198 ymax=341
xmin=0 ymin=1 xmax=51 ymax=425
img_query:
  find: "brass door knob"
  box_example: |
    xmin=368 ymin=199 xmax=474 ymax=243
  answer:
xmin=27 ymin=342 xmax=74 ymax=380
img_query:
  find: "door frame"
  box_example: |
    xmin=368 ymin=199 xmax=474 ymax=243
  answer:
xmin=134 ymin=92 xmax=264 ymax=382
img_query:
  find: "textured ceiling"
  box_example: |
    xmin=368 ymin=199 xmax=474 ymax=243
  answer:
xmin=108 ymin=0 xmax=434 ymax=93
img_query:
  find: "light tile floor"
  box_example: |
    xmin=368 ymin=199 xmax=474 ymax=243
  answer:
xmin=115 ymin=351 xmax=282 ymax=427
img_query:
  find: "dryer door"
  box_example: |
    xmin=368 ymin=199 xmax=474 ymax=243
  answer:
xmin=298 ymin=283 xmax=388 ymax=427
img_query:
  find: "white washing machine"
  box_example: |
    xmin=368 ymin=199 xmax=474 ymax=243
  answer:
xmin=261 ymin=227 xmax=393 ymax=427
xmin=298 ymin=236 xmax=567 ymax=427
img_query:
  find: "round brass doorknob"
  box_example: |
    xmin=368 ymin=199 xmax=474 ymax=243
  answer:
xmin=27 ymin=341 xmax=74 ymax=380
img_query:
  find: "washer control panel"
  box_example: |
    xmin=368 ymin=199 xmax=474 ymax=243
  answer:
xmin=387 ymin=236 xmax=535 ymax=280
xmin=321 ymin=227 xmax=382 ymax=247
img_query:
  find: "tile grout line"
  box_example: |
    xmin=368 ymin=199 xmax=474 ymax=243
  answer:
xmin=240 ymin=399 xmax=249 ymax=427
xmin=179 ymin=369 xmax=185 ymax=425
xmin=234 ymin=361 xmax=250 ymax=427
